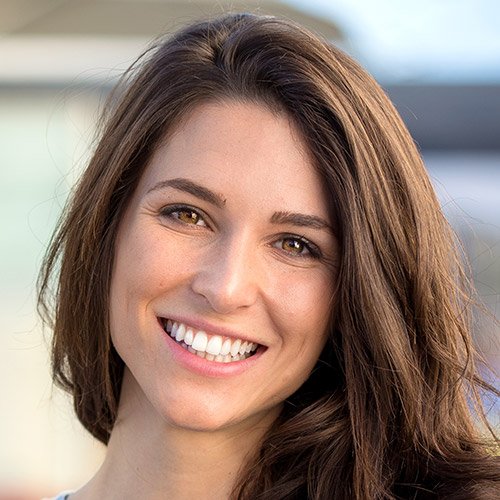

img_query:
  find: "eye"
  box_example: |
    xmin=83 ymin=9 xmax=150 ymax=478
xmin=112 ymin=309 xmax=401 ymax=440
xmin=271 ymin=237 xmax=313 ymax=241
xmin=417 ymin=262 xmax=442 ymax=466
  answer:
xmin=275 ymin=235 xmax=321 ymax=259
xmin=160 ymin=205 xmax=207 ymax=227
xmin=282 ymin=237 xmax=306 ymax=254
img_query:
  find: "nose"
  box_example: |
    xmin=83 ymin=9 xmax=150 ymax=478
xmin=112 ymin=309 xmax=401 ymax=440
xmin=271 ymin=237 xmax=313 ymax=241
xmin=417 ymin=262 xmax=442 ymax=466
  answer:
xmin=190 ymin=232 xmax=261 ymax=314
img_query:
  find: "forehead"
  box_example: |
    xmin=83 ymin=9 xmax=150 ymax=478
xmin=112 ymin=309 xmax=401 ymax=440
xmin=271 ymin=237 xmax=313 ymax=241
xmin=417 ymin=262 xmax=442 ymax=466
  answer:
xmin=135 ymin=100 xmax=328 ymax=213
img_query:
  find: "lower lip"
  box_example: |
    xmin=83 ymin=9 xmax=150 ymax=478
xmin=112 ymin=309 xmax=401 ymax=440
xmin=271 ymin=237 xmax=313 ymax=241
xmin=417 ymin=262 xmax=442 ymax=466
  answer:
xmin=159 ymin=322 xmax=265 ymax=378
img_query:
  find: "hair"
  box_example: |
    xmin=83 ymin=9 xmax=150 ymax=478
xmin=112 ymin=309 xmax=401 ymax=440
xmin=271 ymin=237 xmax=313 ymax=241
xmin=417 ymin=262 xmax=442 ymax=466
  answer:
xmin=38 ymin=12 xmax=499 ymax=499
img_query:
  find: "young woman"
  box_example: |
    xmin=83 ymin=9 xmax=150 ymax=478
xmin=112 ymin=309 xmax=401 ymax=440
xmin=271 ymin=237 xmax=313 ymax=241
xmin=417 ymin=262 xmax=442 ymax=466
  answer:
xmin=39 ymin=13 xmax=499 ymax=499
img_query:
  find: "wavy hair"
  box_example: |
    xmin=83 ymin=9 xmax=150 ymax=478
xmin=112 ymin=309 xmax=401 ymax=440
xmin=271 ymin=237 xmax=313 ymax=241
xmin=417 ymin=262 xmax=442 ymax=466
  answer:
xmin=38 ymin=13 xmax=499 ymax=499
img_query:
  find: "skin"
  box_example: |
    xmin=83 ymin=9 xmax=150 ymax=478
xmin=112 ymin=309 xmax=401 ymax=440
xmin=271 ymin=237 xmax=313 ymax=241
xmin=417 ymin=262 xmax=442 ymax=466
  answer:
xmin=74 ymin=100 xmax=338 ymax=499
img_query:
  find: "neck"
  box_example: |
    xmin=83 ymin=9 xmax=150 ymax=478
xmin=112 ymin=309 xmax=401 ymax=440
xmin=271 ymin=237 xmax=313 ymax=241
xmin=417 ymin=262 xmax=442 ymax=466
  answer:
xmin=73 ymin=369 xmax=278 ymax=500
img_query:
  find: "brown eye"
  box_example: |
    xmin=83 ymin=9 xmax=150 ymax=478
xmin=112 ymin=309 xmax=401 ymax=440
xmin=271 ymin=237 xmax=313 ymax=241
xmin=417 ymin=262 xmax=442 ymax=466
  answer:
xmin=177 ymin=209 xmax=202 ymax=225
xmin=273 ymin=235 xmax=321 ymax=260
xmin=282 ymin=238 xmax=306 ymax=255
xmin=161 ymin=205 xmax=207 ymax=227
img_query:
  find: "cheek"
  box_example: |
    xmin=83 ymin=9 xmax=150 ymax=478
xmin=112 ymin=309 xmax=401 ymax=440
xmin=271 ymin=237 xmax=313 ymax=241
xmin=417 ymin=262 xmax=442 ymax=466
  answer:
xmin=268 ymin=287 xmax=332 ymax=404
xmin=274 ymin=268 xmax=334 ymax=335
xmin=113 ymin=224 xmax=182 ymax=297
xmin=109 ymin=224 xmax=163 ymax=335
xmin=267 ymin=268 xmax=334 ymax=393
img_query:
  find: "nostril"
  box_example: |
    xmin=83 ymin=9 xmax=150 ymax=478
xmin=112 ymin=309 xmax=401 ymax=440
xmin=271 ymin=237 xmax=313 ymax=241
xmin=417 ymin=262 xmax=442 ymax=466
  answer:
xmin=189 ymin=247 xmax=260 ymax=315
xmin=190 ymin=279 xmax=259 ymax=315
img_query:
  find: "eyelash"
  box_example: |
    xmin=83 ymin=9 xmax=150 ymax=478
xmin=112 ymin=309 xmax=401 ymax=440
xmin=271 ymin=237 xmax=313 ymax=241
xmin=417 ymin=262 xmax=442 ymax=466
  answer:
xmin=160 ymin=204 xmax=208 ymax=227
xmin=275 ymin=234 xmax=322 ymax=260
xmin=159 ymin=205 xmax=322 ymax=260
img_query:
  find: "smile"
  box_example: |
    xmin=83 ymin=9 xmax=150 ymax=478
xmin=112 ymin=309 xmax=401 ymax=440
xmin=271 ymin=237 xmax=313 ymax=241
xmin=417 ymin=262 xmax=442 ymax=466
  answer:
xmin=161 ymin=318 xmax=259 ymax=363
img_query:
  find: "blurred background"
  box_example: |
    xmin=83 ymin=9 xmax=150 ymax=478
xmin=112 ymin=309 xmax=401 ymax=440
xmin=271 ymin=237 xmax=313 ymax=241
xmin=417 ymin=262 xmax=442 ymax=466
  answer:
xmin=0 ymin=0 xmax=498 ymax=497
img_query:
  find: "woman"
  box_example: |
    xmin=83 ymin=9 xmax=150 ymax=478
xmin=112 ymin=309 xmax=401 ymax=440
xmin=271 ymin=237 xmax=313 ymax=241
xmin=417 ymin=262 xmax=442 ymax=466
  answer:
xmin=39 ymin=13 xmax=499 ymax=499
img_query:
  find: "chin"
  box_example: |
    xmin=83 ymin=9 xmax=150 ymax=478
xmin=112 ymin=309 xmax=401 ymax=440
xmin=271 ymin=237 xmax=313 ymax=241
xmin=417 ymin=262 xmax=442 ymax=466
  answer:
xmin=168 ymin=414 xmax=236 ymax=433
xmin=154 ymin=389 xmax=281 ymax=436
xmin=157 ymin=399 xmax=246 ymax=433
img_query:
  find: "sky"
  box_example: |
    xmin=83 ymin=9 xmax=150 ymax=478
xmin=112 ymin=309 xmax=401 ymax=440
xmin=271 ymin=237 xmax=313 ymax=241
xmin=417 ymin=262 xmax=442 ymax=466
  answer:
xmin=289 ymin=0 xmax=500 ymax=83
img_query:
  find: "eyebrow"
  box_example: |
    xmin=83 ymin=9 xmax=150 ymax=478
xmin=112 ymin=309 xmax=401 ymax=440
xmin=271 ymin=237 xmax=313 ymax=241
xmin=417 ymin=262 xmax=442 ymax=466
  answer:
xmin=148 ymin=177 xmax=331 ymax=231
xmin=147 ymin=178 xmax=226 ymax=207
xmin=270 ymin=211 xmax=331 ymax=231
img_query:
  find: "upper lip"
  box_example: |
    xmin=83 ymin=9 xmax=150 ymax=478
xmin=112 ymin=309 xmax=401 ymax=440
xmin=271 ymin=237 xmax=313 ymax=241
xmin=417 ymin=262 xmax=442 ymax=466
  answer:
xmin=157 ymin=314 xmax=266 ymax=347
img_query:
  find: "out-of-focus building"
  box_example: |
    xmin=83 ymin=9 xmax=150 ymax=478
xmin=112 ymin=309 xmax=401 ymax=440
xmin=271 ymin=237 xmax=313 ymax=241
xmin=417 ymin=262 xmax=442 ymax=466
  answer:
xmin=389 ymin=84 xmax=500 ymax=379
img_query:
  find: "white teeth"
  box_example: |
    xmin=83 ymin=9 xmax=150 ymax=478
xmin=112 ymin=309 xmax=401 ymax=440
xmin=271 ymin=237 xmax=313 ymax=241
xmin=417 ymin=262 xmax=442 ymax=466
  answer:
xmin=191 ymin=331 xmax=208 ymax=352
xmin=170 ymin=322 xmax=178 ymax=338
xmin=164 ymin=320 xmax=260 ymax=363
xmin=206 ymin=335 xmax=223 ymax=355
xmin=239 ymin=341 xmax=248 ymax=355
xmin=184 ymin=328 xmax=194 ymax=346
xmin=230 ymin=339 xmax=241 ymax=357
xmin=220 ymin=338 xmax=231 ymax=356
xmin=175 ymin=323 xmax=186 ymax=342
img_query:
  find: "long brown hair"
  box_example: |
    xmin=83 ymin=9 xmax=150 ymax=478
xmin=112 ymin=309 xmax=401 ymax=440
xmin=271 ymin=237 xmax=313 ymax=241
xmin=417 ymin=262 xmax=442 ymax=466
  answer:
xmin=38 ymin=13 xmax=499 ymax=499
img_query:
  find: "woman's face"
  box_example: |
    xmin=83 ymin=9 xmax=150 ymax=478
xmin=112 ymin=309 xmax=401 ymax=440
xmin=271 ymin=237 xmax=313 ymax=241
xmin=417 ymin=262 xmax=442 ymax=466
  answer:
xmin=110 ymin=100 xmax=338 ymax=433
